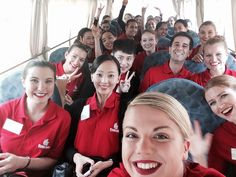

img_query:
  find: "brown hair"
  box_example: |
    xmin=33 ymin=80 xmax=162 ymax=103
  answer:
xmin=205 ymin=75 xmax=236 ymax=93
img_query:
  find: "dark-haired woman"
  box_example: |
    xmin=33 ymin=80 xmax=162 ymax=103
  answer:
xmin=65 ymin=54 xmax=128 ymax=177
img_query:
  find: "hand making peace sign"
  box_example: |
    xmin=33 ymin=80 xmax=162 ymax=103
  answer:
xmin=119 ymin=71 xmax=135 ymax=93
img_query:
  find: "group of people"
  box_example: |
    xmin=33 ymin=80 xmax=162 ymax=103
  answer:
xmin=1 ymin=0 xmax=236 ymax=177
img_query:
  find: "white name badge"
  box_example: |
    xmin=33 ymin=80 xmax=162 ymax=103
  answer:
xmin=81 ymin=105 xmax=90 ymax=120
xmin=231 ymin=148 xmax=236 ymax=160
xmin=3 ymin=118 xmax=23 ymax=135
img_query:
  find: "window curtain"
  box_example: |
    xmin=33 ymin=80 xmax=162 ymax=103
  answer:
xmin=30 ymin=0 xmax=48 ymax=60
xmin=172 ymin=0 xmax=182 ymax=18
xmin=196 ymin=0 xmax=204 ymax=28
xmin=232 ymin=0 xmax=236 ymax=51
xmin=105 ymin=0 xmax=113 ymax=17
xmin=87 ymin=0 xmax=98 ymax=27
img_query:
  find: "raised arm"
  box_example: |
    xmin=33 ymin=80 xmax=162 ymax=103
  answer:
xmin=117 ymin=0 xmax=128 ymax=32
xmin=93 ymin=3 xmax=105 ymax=27
xmin=91 ymin=25 xmax=102 ymax=58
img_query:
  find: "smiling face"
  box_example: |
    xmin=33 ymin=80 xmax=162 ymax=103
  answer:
xmin=113 ymin=51 xmax=135 ymax=74
xmin=101 ymin=31 xmax=117 ymax=50
xmin=203 ymin=42 xmax=227 ymax=72
xmin=169 ymin=36 xmax=191 ymax=63
xmin=141 ymin=31 xmax=157 ymax=53
xmin=145 ymin=19 xmax=157 ymax=31
xmin=80 ymin=31 xmax=95 ymax=49
xmin=174 ymin=22 xmax=188 ymax=33
xmin=125 ymin=21 xmax=138 ymax=38
xmin=91 ymin=60 xmax=120 ymax=97
xmin=63 ymin=46 xmax=87 ymax=74
xmin=22 ymin=66 xmax=55 ymax=105
xmin=156 ymin=23 xmax=168 ymax=38
xmin=199 ymin=25 xmax=216 ymax=44
xmin=122 ymin=105 xmax=189 ymax=177
xmin=205 ymin=86 xmax=236 ymax=124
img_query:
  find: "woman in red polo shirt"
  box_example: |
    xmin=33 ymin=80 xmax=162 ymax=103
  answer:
xmin=108 ymin=92 xmax=225 ymax=177
xmin=0 ymin=59 xmax=71 ymax=177
xmin=191 ymin=75 xmax=236 ymax=176
xmin=54 ymin=42 xmax=94 ymax=105
xmin=190 ymin=36 xmax=236 ymax=86
xmin=65 ymin=54 xmax=128 ymax=177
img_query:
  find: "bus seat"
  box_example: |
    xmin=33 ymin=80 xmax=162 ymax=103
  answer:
xmin=147 ymin=78 xmax=225 ymax=134
xmin=140 ymin=51 xmax=170 ymax=80
xmin=184 ymin=60 xmax=206 ymax=73
xmin=49 ymin=47 xmax=68 ymax=63
xmin=157 ymin=37 xmax=170 ymax=50
xmin=187 ymin=30 xmax=200 ymax=48
xmin=185 ymin=53 xmax=236 ymax=74
xmin=0 ymin=68 xmax=62 ymax=106
xmin=226 ymin=54 xmax=236 ymax=70
xmin=0 ymin=69 xmax=24 ymax=104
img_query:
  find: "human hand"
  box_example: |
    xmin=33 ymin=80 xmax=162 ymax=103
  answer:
xmin=89 ymin=159 xmax=113 ymax=177
xmin=67 ymin=68 xmax=82 ymax=83
xmin=57 ymin=68 xmax=82 ymax=83
xmin=122 ymin=0 xmax=128 ymax=6
xmin=119 ymin=71 xmax=135 ymax=93
xmin=73 ymin=153 xmax=94 ymax=177
xmin=0 ymin=153 xmax=27 ymax=175
xmin=141 ymin=5 xmax=148 ymax=14
xmin=192 ymin=53 xmax=204 ymax=63
xmin=97 ymin=3 xmax=105 ymax=13
xmin=64 ymin=94 xmax=73 ymax=105
xmin=189 ymin=120 xmax=212 ymax=166
xmin=91 ymin=25 xmax=101 ymax=38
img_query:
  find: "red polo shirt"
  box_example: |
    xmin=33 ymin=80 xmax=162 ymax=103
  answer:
xmin=0 ymin=94 xmax=71 ymax=159
xmin=140 ymin=60 xmax=192 ymax=92
xmin=132 ymin=51 xmax=147 ymax=77
xmin=188 ymin=45 xmax=201 ymax=60
xmin=74 ymin=92 xmax=120 ymax=159
xmin=54 ymin=61 xmax=84 ymax=97
xmin=118 ymin=33 xmax=129 ymax=40
xmin=208 ymin=121 xmax=236 ymax=174
xmin=108 ymin=162 xmax=224 ymax=177
xmin=190 ymin=67 xmax=236 ymax=87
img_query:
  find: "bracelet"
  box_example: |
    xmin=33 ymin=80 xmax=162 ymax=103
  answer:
xmin=22 ymin=156 xmax=31 ymax=170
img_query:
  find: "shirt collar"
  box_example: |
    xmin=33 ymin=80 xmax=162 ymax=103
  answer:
xmin=16 ymin=94 xmax=57 ymax=123
xmin=89 ymin=92 xmax=119 ymax=111
xmin=163 ymin=60 xmax=190 ymax=76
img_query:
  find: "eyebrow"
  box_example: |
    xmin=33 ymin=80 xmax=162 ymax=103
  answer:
xmin=97 ymin=70 xmax=116 ymax=73
xmin=124 ymin=125 xmax=171 ymax=132
xmin=207 ymin=91 xmax=225 ymax=103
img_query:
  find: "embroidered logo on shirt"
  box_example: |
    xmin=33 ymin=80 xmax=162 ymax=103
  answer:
xmin=110 ymin=122 xmax=119 ymax=133
xmin=38 ymin=139 xmax=51 ymax=149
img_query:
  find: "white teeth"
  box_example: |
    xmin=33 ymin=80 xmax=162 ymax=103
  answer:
xmin=137 ymin=162 xmax=158 ymax=169
xmin=222 ymin=107 xmax=232 ymax=114
xmin=35 ymin=93 xmax=46 ymax=96
xmin=175 ymin=52 xmax=182 ymax=56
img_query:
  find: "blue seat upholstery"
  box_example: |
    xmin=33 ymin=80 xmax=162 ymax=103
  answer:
xmin=49 ymin=47 xmax=68 ymax=63
xmin=184 ymin=60 xmax=206 ymax=73
xmin=0 ymin=67 xmax=62 ymax=106
xmin=185 ymin=54 xmax=236 ymax=73
xmin=157 ymin=37 xmax=170 ymax=50
xmin=0 ymin=69 xmax=24 ymax=104
xmin=140 ymin=51 xmax=170 ymax=80
xmin=187 ymin=30 xmax=200 ymax=48
xmin=147 ymin=78 xmax=224 ymax=134
xmin=226 ymin=54 xmax=236 ymax=70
